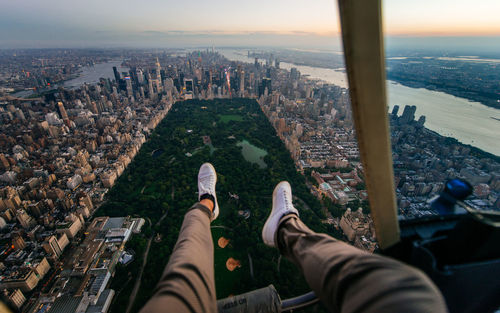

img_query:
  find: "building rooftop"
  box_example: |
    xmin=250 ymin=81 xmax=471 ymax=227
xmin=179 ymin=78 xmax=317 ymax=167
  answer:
xmin=47 ymin=295 xmax=80 ymax=313
xmin=102 ymin=217 xmax=125 ymax=231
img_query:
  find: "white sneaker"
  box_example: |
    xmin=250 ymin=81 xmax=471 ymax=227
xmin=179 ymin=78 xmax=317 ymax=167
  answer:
xmin=198 ymin=163 xmax=219 ymax=221
xmin=262 ymin=181 xmax=299 ymax=248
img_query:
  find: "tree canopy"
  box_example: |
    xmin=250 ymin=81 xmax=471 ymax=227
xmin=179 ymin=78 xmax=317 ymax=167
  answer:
xmin=98 ymin=99 xmax=332 ymax=312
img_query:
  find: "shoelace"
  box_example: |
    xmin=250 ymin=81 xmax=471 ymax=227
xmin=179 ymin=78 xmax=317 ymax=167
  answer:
xmin=201 ymin=175 xmax=215 ymax=192
xmin=282 ymin=190 xmax=294 ymax=212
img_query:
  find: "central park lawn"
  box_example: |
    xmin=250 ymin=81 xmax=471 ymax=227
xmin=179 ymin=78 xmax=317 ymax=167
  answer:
xmin=97 ymin=99 xmax=332 ymax=312
xmin=219 ymin=114 xmax=244 ymax=123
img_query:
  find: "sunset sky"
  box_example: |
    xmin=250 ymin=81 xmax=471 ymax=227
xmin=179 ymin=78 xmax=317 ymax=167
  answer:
xmin=1 ymin=0 xmax=499 ymax=48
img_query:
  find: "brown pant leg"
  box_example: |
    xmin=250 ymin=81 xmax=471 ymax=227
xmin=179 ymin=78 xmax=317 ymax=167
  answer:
xmin=278 ymin=216 xmax=448 ymax=313
xmin=140 ymin=203 xmax=217 ymax=313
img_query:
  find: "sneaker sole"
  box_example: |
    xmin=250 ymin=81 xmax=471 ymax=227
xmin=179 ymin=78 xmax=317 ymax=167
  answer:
xmin=262 ymin=181 xmax=293 ymax=247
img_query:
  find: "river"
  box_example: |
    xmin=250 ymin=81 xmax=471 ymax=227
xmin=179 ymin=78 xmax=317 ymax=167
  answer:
xmin=64 ymin=60 xmax=129 ymax=88
xmin=220 ymin=49 xmax=500 ymax=156
xmin=12 ymin=60 xmax=129 ymax=97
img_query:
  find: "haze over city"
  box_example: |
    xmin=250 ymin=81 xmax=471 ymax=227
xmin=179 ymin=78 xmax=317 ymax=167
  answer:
xmin=1 ymin=0 xmax=500 ymax=48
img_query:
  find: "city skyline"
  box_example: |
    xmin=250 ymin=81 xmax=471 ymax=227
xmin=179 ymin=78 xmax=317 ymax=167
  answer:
xmin=1 ymin=0 xmax=500 ymax=48
xmin=0 ymin=38 xmax=498 ymax=311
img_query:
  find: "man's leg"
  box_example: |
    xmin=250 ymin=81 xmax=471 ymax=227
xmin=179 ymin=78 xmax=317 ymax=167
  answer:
xmin=140 ymin=203 xmax=217 ymax=313
xmin=262 ymin=182 xmax=447 ymax=313
xmin=277 ymin=215 xmax=447 ymax=313
xmin=141 ymin=163 xmax=219 ymax=313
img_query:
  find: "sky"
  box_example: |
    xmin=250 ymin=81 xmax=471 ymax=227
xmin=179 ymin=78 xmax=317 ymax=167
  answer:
xmin=1 ymin=0 xmax=500 ymax=49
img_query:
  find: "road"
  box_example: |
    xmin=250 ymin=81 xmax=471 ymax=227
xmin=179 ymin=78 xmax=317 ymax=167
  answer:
xmin=248 ymin=253 xmax=254 ymax=279
xmin=125 ymin=236 xmax=153 ymax=313
xmin=294 ymin=194 xmax=329 ymax=219
xmin=293 ymin=195 xmax=312 ymax=211
xmin=210 ymin=225 xmax=234 ymax=231
xmin=125 ymin=211 xmax=168 ymax=313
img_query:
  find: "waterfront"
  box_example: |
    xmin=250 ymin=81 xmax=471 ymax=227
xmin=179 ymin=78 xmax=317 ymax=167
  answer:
xmin=219 ymin=49 xmax=349 ymax=88
xmin=387 ymin=82 xmax=500 ymax=156
xmin=12 ymin=60 xmax=128 ymax=97
xmin=220 ymin=49 xmax=500 ymax=156
xmin=63 ymin=60 xmax=129 ymax=88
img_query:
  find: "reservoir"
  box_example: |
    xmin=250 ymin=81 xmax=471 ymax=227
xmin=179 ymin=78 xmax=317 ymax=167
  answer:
xmin=220 ymin=49 xmax=500 ymax=156
xmin=237 ymin=140 xmax=268 ymax=169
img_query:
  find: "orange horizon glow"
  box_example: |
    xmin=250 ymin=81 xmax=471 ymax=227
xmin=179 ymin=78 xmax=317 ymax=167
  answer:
xmin=383 ymin=25 xmax=500 ymax=37
xmin=172 ymin=29 xmax=500 ymax=37
xmin=2 ymin=0 xmax=500 ymax=46
xmin=384 ymin=23 xmax=500 ymax=37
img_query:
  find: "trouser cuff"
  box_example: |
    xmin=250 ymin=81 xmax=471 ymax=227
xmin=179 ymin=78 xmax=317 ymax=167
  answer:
xmin=276 ymin=214 xmax=299 ymax=253
xmin=188 ymin=202 xmax=213 ymax=219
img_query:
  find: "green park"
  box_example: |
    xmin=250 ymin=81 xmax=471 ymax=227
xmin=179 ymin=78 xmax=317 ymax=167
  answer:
xmin=97 ymin=98 xmax=335 ymax=312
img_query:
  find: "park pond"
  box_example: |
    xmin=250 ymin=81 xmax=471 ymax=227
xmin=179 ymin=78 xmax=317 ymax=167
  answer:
xmin=236 ymin=140 xmax=268 ymax=169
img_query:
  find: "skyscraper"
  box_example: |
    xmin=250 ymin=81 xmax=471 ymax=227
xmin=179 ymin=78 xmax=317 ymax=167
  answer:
xmin=57 ymin=101 xmax=69 ymax=125
xmin=185 ymin=79 xmax=194 ymax=93
xmin=136 ymin=68 xmax=144 ymax=84
xmin=156 ymin=58 xmax=163 ymax=89
xmin=417 ymin=116 xmax=426 ymax=127
xmin=261 ymin=78 xmax=272 ymax=96
xmin=113 ymin=66 xmax=121 ymax=82
xmin=125 ymin=77 xmax=133 ymax=96
xmin=239 ymin=70 xmax=245 ymax=95
xmin=148 ymin=79 xmax=155 ymax=99
xmin=391 ymin=105 xmax=399 ymax=117
xmin=400 ymin=105 xmax=417 ymax=124
xmin=42 ymin=235 xmax=62 ymax=258
xmin=248 ymin=72 xmax=255 ymax=94
xmin=12 ymin=234 xmax=26 ymax=250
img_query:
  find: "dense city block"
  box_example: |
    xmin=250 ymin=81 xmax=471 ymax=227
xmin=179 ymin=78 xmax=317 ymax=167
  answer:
xmin=0 ymin=49 xmax=498 ymax=313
